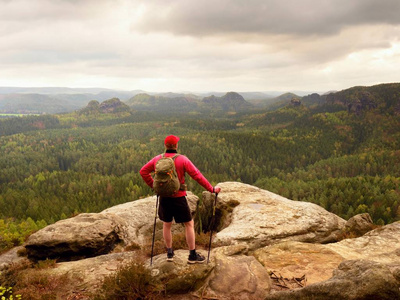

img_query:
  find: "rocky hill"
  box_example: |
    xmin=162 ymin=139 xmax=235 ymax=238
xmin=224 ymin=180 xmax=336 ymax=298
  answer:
xmin=201 ymin=92 xmax=253 ymax=111
xmin=258 ymin=83 xmax=400 ymax=113
xmin=2 ymin=83 xmax=399 ymax=115
xmin=0 ymin=89 xmax=143 ymax=114
xmin=325 ymin=83 xmax=400 ymax=114
xmin=301 ymin=92 xmax=325 ymax=106
xmin=0 ymin=93 xmax=82 ymax=114
xmin=1 ymin=182 xmax=399 ymax=299
xmin=79 ymin=98 xmax=131 ymax=115
xmin=126 ymin=91 xmax=253 ymax=113
xmin=126 ymin=93 xmax=199 ymax=112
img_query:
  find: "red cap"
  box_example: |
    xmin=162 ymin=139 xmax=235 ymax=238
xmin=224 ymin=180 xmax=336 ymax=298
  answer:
xmin=164 ymin=135 xmax=180 ymax=145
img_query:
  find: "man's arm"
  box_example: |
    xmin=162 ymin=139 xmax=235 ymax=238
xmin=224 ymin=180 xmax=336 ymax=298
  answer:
xmin=183 ymin=157 xmax=215 ymax=193
xmin=139 ymin=157 xmax=157 ymax=188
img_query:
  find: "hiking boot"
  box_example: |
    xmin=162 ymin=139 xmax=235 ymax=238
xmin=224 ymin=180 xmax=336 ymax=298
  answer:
xmin=167 ymin=249 xmax=174 ymax=262
xmin=188 ymin=252 xmax=205 ymax=264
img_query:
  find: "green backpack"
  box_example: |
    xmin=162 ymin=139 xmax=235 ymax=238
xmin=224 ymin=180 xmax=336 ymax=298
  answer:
xmin=154 ymin=154 xmax=180 ymax=196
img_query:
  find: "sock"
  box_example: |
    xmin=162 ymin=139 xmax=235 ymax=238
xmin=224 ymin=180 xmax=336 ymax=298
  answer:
xmin=167 ymin=248 xmax=173 ymax=254
xmin=189 ymin=249 xmax=196 ymax=256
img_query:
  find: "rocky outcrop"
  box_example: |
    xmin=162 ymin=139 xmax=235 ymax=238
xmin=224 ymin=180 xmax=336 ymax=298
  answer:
xmin=265 ymin=260 xmax=400 ymax=300
xmin=254 ymin=221 xmax=400 ymax=286
xmin=0 ymin=246 xmax=27 ymax=271
xmin=206 ymin=245 xmax=272 ymax=300
xmin=35 ymin=245 xmax=272 ymax=299
xmin=213 ymin=182 xmax=346 ymax=250
xmin=254 ymin=241 xmax=344 ymax=285
xmin=344 ymin=213 xmax=375 ymax=236
xmin=101 ymin=193 xmax=199 ymax=246
xmin=326 ymin=221 xmax=400 ymax=264
xmin=149 ymin=249 xmax=213 ymax=294
xmin=202 ymin=92 xmax=253 ymax=111
xmin=24 ymin=193 xmax=200 ymax=262
xmin=346 ymin=91 xmax=377 ymax=114
xmin=30 ymin=251 xmax=136 ymax=294
xmin=79 ymin=98 xmax=131 ymax=115
xmin=25 ymin=213 xmax=126 ymax=261
xmin=98 ymin=97 xmax=130 ymax=113
xmin=290 ymin=97 xmax=301 ymax=106
xmin=323 ymin=83 xmax=400 ymax=115
xmin=2 ymin=182 xmax=400 ymax=299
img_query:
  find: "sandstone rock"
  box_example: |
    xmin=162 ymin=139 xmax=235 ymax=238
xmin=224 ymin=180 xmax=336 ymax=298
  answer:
xmin=213 ymin=182 xmax=346 ymax=250
xmin=206 ymin=245 xmax=272 ymax=300
xmin=100 ymin=196 xmax=160 ymax=247
xmin=129 ymin=245 xmax=270 ymax=299
xmin=0 ymin=246 xmax=29 ymax=271
xmin=24 ymin=251 xmax=135 ymax=295
xmin=344 ymin=213 xmax=375 ymax=236
xmin=254 ymin=221 xmax=400 ymax=287
xmin=254 ymin=241 xmax=343 ymax=285
xmin=148 ymin=249 xmax=213 ymax=293
xmin=27 ymin=249 xmax=213 ymax=298
xmin=101 ymin=192 xmax=199 ymax=246
xmin=326 ymin=221 xmax=400 ymax=264
xmin=24 ymin=193 xmax=199 ymax=261
xmin=8 ymin=182 xmax=398 ymax=299
xmin=25 ymin=213 xmax=126 ymax=261
xmin=265 ymin=260 xmax=400 ymax=300
xmin=392 ymin=266 xmax=400 ymax=283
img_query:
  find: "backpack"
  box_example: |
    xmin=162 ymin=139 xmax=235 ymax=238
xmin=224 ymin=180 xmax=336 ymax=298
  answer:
xmin=153 ymin=154 xmax=181 ymax=196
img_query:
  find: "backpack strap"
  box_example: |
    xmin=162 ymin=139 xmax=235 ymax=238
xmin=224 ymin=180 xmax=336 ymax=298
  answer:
xmin=161 ymin=153 xmax=180 ymax=160
xmin=170 ymin=154 xmax=185 ymax=191
xmin=171 ymin=154 xmax=180 ymax=161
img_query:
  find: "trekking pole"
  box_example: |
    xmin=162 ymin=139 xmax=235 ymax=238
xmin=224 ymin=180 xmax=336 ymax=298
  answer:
xmin=207 ymin=192 xmax=218 ymax=264
xmin=150 ymin=195 xmax=159 ymax=266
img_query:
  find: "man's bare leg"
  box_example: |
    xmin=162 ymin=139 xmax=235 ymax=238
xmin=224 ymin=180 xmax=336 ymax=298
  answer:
xmin=185 ymin=219 xmax=205 ymax=263
xmin=163 ymin=221 xmax=173 ymax=248
xmin=184 ymin=219 xmax=196 ymax=250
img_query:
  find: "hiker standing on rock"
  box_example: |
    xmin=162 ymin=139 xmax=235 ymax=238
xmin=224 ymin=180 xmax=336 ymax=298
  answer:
xmin=140 ymin=135 xmax=221 ymax=263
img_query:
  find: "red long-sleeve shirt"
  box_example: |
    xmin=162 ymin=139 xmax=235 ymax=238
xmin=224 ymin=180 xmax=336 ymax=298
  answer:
xmin=140 ymin=152 xmax=214 ymax=197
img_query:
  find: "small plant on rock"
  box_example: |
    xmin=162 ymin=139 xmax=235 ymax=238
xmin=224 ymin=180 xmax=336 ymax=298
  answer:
xmin=93 ymin=258 xmax=163 ymax=300
xmin=0 ymin=286 xmax=22 ymax=300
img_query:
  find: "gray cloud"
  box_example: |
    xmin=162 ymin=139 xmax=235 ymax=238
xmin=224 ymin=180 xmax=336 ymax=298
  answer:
xmin=134 ymin=0 xmax=400 ymax=37
xmin=0 ymin=0 xmax=112 ymax=21
xmin=0 ymin=0 xmax=399 ymax=92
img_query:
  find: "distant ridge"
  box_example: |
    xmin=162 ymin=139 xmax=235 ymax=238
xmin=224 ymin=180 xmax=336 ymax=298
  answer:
xmin=126 ymin=91 xmax=253 ymax=112
xmin=126 ymin=93 xmax=198 ymax=112
xmin=0 ymin=90 xmax=145 ymax=114
xmin=249 ymin=92 xmax=300 ymax=109
xmin=1 ymin=83 xmax=399 ymax=114
xmin=325 ymin=83 xmax=400 ymax=114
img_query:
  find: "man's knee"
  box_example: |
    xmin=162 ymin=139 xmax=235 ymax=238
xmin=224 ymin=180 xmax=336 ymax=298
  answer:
xmin=163 ymin=221 xmax=173 ymax=229
xmin=184 ymin=220 xmax=194 ymax=228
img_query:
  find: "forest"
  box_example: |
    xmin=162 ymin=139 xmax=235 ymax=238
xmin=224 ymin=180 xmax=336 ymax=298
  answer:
xmin=1 ymin=83 xmax=400 ymax=253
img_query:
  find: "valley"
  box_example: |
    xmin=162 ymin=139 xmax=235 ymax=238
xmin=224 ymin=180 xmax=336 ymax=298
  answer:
xmin=0 ymin=83 xmax=399 ymax=253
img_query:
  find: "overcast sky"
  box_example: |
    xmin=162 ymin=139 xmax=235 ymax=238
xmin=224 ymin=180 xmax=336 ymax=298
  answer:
xmin=1 ymin=0 xmax=399 ymax=93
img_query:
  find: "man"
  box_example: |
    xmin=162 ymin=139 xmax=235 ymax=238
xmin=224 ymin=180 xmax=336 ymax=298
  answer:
xmin=140 ymin=135 xmax=221 ymax=263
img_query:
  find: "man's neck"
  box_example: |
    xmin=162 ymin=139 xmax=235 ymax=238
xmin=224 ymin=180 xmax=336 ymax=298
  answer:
xmin=165 ymin=149 xmax=178 ymax=153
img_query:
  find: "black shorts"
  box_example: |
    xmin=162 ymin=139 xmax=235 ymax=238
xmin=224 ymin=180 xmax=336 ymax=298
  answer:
xmin=158 ymin=196 xmax=192 ymax=223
